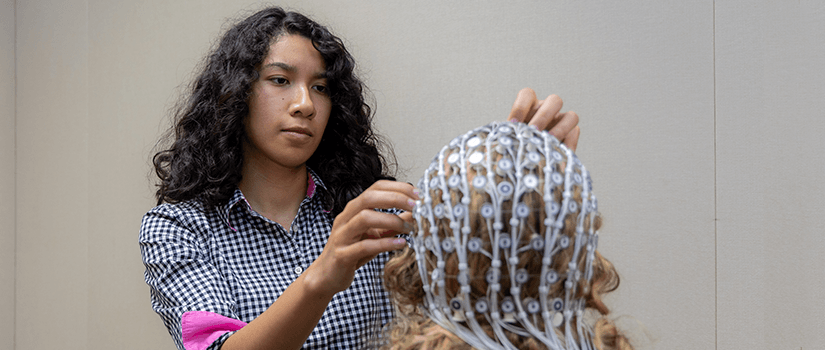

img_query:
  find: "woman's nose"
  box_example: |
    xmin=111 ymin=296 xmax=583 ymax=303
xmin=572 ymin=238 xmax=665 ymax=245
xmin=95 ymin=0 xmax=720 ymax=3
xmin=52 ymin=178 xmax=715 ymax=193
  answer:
xmin=288 ymin=85 xmax=315 ymax=119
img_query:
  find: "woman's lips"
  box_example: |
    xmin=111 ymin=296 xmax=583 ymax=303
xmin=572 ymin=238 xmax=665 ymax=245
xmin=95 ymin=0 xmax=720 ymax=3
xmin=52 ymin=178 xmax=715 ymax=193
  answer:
xmin=282 ymin=127 xmax=312 ymax=137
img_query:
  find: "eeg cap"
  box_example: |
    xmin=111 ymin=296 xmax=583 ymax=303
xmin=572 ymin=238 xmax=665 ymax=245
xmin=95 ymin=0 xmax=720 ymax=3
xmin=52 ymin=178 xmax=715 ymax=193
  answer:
xmin=411 ymin=121 xmax=599 ymax=350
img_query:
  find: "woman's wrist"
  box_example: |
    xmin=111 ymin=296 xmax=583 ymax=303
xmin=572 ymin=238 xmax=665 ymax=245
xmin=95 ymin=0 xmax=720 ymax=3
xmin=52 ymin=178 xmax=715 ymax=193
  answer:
xmin=299 ymin=262 xmax=342 ymax=300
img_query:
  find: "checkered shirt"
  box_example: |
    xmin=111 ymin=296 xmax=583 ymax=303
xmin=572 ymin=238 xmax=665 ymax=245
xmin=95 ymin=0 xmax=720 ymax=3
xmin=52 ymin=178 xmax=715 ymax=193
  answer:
xmin=140 ymin=170 xmax=394 ymax=349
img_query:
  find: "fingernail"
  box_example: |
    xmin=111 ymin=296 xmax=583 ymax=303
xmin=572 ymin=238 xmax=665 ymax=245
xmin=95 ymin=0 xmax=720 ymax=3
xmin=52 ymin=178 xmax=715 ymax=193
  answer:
xmin=508 ymin=118 xmax=518 ymax=123
xmin=412 ymin=188 xmax=421 ymax=199
xmin=393 ymin=238 xmax=407 ymax=246
xmin=403 ymin=221 xmax=414 ymax=232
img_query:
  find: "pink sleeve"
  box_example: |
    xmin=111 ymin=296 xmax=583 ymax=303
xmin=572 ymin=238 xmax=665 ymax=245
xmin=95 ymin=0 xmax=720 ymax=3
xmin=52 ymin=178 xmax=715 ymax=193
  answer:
xmin=181 ymin=311 xmax=248 ymax=350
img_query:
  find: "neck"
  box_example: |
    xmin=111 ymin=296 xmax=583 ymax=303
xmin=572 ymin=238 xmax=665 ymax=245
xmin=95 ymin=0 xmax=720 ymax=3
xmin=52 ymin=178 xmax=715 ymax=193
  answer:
xmin=238 ymin=157 xmax=308 ymax=229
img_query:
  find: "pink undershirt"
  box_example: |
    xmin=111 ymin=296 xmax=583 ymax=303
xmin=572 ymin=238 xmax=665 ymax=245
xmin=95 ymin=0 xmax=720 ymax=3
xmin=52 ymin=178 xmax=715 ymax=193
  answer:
xmin=181 ymin=311 xmax=247 ymax=350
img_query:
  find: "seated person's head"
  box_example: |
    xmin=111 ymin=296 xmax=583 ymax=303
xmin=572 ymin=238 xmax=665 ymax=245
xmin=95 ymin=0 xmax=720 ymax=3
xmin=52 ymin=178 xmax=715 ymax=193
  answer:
xmin=383 ymin=122 xmax=630 ymax=350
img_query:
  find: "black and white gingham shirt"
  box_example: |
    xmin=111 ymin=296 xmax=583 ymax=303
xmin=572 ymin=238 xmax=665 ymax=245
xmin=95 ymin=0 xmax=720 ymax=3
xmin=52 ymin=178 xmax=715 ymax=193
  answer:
xmin=140 ymin=170 xmax=393 ymax=349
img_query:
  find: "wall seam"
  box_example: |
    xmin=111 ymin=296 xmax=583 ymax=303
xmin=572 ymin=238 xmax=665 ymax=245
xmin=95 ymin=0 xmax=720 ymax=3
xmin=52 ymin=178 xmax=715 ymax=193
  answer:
xmin=83 ymin=0 xmax=91 ymax=346
xmin=712 ymin=1 xmax=718 ymax=350
xmin=12 ymin=0 xmax=17 ymax=348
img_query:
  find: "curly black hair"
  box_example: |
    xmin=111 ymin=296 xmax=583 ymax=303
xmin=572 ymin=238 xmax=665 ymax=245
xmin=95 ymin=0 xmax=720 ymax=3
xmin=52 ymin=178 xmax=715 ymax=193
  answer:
xmin=152 ymin=7 xmax=396 ymax=216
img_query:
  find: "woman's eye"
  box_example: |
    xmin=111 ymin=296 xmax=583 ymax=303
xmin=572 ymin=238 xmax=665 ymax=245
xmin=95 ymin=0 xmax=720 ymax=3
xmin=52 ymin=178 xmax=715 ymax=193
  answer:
xmin=313 ymin=85 xmax=328 ymax=94
xmin=270 ymin=77 xmax=288 ymax=85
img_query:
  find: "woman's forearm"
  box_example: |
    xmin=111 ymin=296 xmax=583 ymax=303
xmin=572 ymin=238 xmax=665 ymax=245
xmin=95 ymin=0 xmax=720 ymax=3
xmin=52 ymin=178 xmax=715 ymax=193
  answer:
xmin=220 ymin=270 xmax=334 ymax=350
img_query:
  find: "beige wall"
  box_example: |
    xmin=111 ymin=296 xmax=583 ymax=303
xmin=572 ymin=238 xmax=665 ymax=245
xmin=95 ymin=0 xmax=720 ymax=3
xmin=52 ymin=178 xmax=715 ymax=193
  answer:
xmin=2 ymin=0 xmax=15 ymax=349
xmin=16 ymin=0 xmax=90 ymax=348
xmin=6 ymin=1 xmax=824 ymax=349
xmin=715 ymin=2 xmax=825 ymax=348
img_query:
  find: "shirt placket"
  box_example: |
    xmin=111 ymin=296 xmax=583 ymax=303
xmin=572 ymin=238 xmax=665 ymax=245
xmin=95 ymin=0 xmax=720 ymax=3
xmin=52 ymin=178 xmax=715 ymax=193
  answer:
xmin=285 ymin=200 xmax=313 ymax=277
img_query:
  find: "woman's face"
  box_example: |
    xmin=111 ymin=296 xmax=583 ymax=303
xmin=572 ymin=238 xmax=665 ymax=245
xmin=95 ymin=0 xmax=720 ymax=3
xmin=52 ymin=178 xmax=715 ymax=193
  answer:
xmin=244 ymin=34 xmax=331 ymax=171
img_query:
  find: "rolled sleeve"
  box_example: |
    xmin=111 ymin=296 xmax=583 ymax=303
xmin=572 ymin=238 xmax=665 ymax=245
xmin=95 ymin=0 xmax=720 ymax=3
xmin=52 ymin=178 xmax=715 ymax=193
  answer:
xmin=140 ymin=204 xmax=241 ymax=350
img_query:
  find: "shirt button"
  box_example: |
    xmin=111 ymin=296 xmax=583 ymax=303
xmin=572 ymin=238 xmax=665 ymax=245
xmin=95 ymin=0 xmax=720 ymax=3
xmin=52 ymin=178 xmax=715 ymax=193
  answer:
xmin=294 ymin=266 xmax=303 ymax=275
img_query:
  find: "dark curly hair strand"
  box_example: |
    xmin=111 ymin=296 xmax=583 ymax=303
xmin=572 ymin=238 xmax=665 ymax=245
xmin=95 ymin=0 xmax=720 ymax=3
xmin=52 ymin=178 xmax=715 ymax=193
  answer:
xmin=153 ymin=7 xmax=396 ymax=216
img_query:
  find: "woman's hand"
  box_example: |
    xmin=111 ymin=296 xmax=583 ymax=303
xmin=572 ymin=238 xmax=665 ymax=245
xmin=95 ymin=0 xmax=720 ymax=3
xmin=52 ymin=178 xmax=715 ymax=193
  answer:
xmin=507 ymin=88 xmax=581 ymax=152
xmin=303 ymin=180 xmax=418 ymax=298
xmin=221 ymin=180 xmax=417 ymax=350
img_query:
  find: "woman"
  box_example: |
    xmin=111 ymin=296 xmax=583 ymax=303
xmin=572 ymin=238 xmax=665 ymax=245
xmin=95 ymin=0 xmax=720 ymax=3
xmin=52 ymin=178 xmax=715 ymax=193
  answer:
xmin=140 ymin=7 xmax=581 ymax=350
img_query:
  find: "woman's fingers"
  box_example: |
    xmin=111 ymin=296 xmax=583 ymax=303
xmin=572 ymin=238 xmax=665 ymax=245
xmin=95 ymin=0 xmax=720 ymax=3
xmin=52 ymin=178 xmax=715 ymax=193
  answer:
xmin=334 ymin=180 xmax=417 ymax=240
xmin=526 ymin=94 xmax=563 ymax=130
xmin=379 ymin=211 xmax=413 ymax=236
xmin=346 ymin=209 xmax=412 ymax=240
xmin=560 ymin=125 xmax=580 ymax=152
xmin=350 ymin=237 xmax=408 ymax=268
xmin=367 ymin=179 xmax=419 ymax=198
xmin=507 ymin=88 xmax=539 ymax=123
xmin=330 ymin=179 xmax=417 ymax=243
xmin=339 ymin=180 xmax=416 ymax=216
xmin=351 ymin=189 xmax=415 ymax=213
xmin=365 ymin=211 xmax=414 ymax=239
xmin=334 ymin=212 xmax=409 ymax=265
xmin=505 ymin=88 xmax=581 ymax=151
xmin=546 ymin=110 xmax=579 ymax=148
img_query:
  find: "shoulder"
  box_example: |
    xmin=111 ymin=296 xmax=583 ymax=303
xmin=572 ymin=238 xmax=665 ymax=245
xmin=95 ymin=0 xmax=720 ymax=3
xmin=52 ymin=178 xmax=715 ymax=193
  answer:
xmin=139 ymin=200 xmax=216 ymax=241
xmin=144 ymin=199 xmax=207 ymax=220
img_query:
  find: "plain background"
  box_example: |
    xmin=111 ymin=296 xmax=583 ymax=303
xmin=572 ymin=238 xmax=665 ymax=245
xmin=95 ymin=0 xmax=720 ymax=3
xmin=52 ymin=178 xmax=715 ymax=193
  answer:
xmin=2 ymin=1 xmax=824 ymax=349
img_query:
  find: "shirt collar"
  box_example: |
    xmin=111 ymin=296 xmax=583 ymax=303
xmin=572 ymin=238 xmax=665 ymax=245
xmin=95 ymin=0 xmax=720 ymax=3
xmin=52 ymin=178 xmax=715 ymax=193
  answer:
xmin=306 ymin=167 xmax=328 ymax=199
xmin=220 ymin=167 xmax=328 ymax=231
